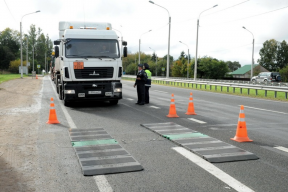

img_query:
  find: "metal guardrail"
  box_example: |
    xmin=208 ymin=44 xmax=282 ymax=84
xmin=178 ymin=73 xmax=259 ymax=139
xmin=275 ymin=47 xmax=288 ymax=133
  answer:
xmin=122 ymin=75 xmax=288 ymax=99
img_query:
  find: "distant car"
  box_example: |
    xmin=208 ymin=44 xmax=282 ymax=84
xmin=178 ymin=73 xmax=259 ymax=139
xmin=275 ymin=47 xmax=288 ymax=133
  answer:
xmin=251 ymin=72 xmax=281 ymax=83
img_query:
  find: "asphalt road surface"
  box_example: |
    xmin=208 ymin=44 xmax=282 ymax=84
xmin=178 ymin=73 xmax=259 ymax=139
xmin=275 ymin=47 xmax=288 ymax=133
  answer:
xmin=38 ymin=76 xmax=288 ymax=192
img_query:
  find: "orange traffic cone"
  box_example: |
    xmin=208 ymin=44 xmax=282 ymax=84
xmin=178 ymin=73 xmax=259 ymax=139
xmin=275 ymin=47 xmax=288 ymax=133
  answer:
xmin=46 ymin=97 xmax=60 ymax=124
xmin=185 ymin=92 xmax=197 ymax=115
xmin=36 ymin=75 xmax=38 ymax=79
xmin=231 ymin=105 xmax=252 ymax=142
xmin=167 ymin=94 xmax=179 ymax=118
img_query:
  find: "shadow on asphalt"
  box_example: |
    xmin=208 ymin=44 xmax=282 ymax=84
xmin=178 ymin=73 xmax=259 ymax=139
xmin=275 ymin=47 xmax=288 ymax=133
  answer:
xmin=65 ymin=100 xmax=120 ymax=109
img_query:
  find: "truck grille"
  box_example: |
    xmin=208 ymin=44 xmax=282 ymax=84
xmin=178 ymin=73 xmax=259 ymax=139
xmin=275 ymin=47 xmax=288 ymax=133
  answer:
xmin=74 ymin=67 xmax=114 ymax=79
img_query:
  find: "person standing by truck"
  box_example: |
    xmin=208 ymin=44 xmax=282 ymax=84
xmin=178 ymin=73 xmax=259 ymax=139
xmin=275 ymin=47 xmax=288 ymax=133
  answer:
xmin=144 ymin=63 xmax=152 ymax=104
xmin=134 ymin=64 xmax=146 ymax=105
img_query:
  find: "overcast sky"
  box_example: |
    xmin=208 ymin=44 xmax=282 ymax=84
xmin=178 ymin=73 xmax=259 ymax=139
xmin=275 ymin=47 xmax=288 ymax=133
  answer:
xmin=1 ymin=0 xmax=288 ymax=65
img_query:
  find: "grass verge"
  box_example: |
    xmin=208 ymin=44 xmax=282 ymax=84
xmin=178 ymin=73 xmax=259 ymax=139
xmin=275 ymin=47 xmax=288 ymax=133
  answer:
xmin=0 ymin=74 xmax=28 ymax=84
xmin=122 ymin=77 xmax=288 ymax=102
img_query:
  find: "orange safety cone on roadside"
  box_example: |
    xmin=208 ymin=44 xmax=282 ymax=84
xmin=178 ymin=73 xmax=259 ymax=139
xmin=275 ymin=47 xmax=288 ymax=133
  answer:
xmin=36 ymin=75 xmax=38 ymax=79
xmin=46 ymin=97 xmax=60 ymax=124
xmin=167 ymin=94 xmax=179 ymax=118
xmin=185 ymin=92 xmax=197 ymax=115
xmin=231 ymin=105 xmax=252 ymax=142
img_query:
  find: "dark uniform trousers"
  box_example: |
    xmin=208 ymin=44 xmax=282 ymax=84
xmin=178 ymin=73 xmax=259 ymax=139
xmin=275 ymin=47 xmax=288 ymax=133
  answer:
xmin=145 ymin=86 xmax=150 ymax=103
xmin=137 ymin=83 xmax=145 ymax=103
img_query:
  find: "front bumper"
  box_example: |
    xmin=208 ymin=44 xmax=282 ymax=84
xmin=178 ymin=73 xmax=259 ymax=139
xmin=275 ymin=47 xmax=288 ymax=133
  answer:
xmin=64 ymin=81 xmax=122 ymax=101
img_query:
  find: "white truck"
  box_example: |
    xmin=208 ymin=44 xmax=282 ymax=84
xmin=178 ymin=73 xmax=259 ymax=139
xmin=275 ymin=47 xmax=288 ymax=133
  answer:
xmin=53 ymin=21 xmax=127 ymax=106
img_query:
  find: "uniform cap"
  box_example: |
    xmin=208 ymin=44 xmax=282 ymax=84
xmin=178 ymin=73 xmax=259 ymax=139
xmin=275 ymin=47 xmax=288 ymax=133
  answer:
xmin=138 ymin=64 xmax=143 ymax=67
xmin=144 ymin=63 xmax=150 ymax=69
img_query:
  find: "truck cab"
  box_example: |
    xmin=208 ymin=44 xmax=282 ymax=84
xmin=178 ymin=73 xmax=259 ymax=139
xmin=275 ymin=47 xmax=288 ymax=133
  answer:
xmin=54 ymin=21 xmax=127 ymax=106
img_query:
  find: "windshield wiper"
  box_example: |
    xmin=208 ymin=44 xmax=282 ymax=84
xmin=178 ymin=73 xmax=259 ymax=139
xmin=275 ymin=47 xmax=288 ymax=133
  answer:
xmin=96 ymin=56 xmax=116 ymax=60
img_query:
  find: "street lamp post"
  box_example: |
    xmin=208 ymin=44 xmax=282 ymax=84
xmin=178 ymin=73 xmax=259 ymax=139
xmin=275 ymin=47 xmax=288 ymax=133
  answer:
xmin=139 ymin=30 xmax=152 ymax=64
xmin=243 ymin=26 xmax=255 ymax=79
xmin=20 ymin=10 xmax=40 ymax=78
xmin=149 ymin=47 xmax=157 ymax=76
xmin=179 ymin=41 xmax=190 ymax=78
xmin=194 ymin=5 xmax=217 ymax=81
xmin=149 ymin=1 xmax=171 ymax=78
xmin=32 ymin=45 xmax=35 ymax=72
xmin=26 ymin=35 xmax=28 ymax=75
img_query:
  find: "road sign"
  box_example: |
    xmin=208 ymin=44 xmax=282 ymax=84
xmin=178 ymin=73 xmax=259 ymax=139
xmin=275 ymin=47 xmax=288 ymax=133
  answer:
xmin=37 ymin=65 xmax=40 ymax=69
xmin=162 ymin=67 xmax=165 ymax=72
xmin=27 ymin=62 xmax=30 ymax=67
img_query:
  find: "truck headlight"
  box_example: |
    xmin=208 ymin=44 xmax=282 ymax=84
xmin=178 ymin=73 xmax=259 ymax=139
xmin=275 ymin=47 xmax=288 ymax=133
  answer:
xmin=64 ymin=90 xmax=75 ymax=94
xmin=114 ymin=88 xmax=122 ymax=93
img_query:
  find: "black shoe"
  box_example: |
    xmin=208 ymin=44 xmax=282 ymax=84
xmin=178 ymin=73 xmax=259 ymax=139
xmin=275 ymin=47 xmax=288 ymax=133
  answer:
xmin=145 ymin=102 xmax=149 ymax=104
xmin=138 ymin=103 xmax=145 ymax=105
xmin=135 ymin=102 xmax=140 ymax=104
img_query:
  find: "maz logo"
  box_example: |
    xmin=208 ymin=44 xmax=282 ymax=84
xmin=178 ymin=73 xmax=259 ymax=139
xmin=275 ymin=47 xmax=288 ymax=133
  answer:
xmin=89 ymin=71 xmax=100 ymax=76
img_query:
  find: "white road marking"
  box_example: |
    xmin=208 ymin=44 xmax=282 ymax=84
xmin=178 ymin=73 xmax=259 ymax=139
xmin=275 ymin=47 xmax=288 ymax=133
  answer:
xmin=274 ymin=146 xmax=288 ymax=153
xmin=150 ymin=106 xmax=160 ymax=109
xmin=241 ymin=105 xmax=288 ymax=115
xmin=188 ymin=118 xmax=206 ymax=124
xmin=153 ymin=90 xmax=168 ymax=94
xmin=94 ymin=175 xmax=114 ymax=192
xmin=49 ymin=77 xmax=77 ymax=128
xmin=157 ymin=98 xmax=171 ymax=101
xmin=173 ymin=147 xmax=255 ymax=192
xmin=48 ymin=77 xmax=112 ymax=191
xmin=125 ymin=98 xmax=134 ymax=100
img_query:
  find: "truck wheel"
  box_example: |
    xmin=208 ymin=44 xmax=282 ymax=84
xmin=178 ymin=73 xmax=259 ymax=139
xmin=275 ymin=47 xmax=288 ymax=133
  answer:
xmin=56 ymin=76 xmax=59 ymax=93
xmin=63 ymin=98 xmax=69 ymax=106
xmin=58 ymin=84 xmax=63 ymax=100
xmin=110 ymin=100 xmax=118 ymax=105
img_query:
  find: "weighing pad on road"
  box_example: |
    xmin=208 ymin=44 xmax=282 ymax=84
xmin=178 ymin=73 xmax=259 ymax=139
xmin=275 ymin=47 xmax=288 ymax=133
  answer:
xmin=141 ymin=122 xmax=258 ymax=163
xmin=69 ymin=128 xmax=143 ymax=176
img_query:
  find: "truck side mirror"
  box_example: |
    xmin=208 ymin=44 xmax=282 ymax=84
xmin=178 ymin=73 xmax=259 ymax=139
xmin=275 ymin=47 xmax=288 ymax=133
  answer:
xmin=55 ymin=46 xmax=59 ymax=58
xmin=122 ymin=41 xmax=127 ymax=46
xmin=54 ymin=40 xmax=61 ymax=45
xmin=123 ymin=47 xmax=127 ymax=57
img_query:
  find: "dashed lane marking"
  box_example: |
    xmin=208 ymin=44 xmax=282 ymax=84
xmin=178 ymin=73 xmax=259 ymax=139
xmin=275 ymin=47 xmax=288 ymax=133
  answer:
xmin=94 ymin=175 xmax=113 ymax=192
xmin=274 ymin=146 xmax=288 ymax=153
xmin=188 ymin=118 xmax=206 ymax=124
xmin=239 ymin=105 xmax=288 ymax=115
xmin=150 ymin=106 xmax=160 ymax=109
xmin=125 ymin=98 xmax=134 ymax=100
xmin=173 ymin=147 xmax=255 ymax=192
xmin=153 ymin=90 xmax=168 ymax=94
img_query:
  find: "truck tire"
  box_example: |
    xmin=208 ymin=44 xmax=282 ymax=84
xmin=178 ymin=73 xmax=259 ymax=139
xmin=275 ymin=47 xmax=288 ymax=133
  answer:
xmin=56 ymin=75 xmax=59 ymax=94
xmin=63 ymin=98 xmax=69 ymax=106
xmin=110 ymin=100 xmax=118 ymax=105
xmin=58 ymin=84 xmax=63 ymax=100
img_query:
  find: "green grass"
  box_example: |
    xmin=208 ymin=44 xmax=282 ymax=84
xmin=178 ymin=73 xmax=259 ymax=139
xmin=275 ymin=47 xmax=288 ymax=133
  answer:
xmin=0 ymin=74 xmax=28 ymax=84
xmin=122 ymin=77 xmax=288 ymax=102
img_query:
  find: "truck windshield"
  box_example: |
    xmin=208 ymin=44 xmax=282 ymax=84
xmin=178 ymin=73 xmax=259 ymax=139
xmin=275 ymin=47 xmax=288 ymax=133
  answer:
xmin=65 ymin=39 xmax=120 ymax=59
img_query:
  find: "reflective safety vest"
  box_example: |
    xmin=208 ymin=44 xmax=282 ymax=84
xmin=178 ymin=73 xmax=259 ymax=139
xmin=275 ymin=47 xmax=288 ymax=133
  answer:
xmin=145 ymin=69 xmax=152 ymax=87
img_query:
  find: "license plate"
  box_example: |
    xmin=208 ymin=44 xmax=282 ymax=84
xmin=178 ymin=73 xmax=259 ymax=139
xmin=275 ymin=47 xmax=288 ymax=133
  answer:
xmin=88 ymin=91 xmax=101 ymax=94
xmin=105 ymin=92 xmax=112 ymax=96
xmin=78 ymin=93 xmax=85 ymax=97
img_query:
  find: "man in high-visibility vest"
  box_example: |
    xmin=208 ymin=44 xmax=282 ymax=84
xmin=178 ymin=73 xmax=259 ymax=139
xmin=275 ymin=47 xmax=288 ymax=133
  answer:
xmin=144 ymin=63 xmax=152 ymax=104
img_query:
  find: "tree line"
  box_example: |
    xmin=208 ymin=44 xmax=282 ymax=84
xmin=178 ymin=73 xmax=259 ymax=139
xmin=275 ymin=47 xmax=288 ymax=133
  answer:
xmin=0 ymin=25 xmax=53 ymax=73
xmin=258 ymin=39 xmax=288 ymax=81
xmin=123 ymin=51 xmax=240 ymax=79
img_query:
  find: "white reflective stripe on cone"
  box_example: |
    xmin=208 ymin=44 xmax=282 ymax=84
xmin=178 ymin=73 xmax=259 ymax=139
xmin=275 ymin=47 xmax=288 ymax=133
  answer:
xmin=238 ymin=118 xmax=245 ymax=122
xmin=240 ymin=110 xmax=244 ymax=113
xmin=171 ymin=102 xmax=175 ymax=104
